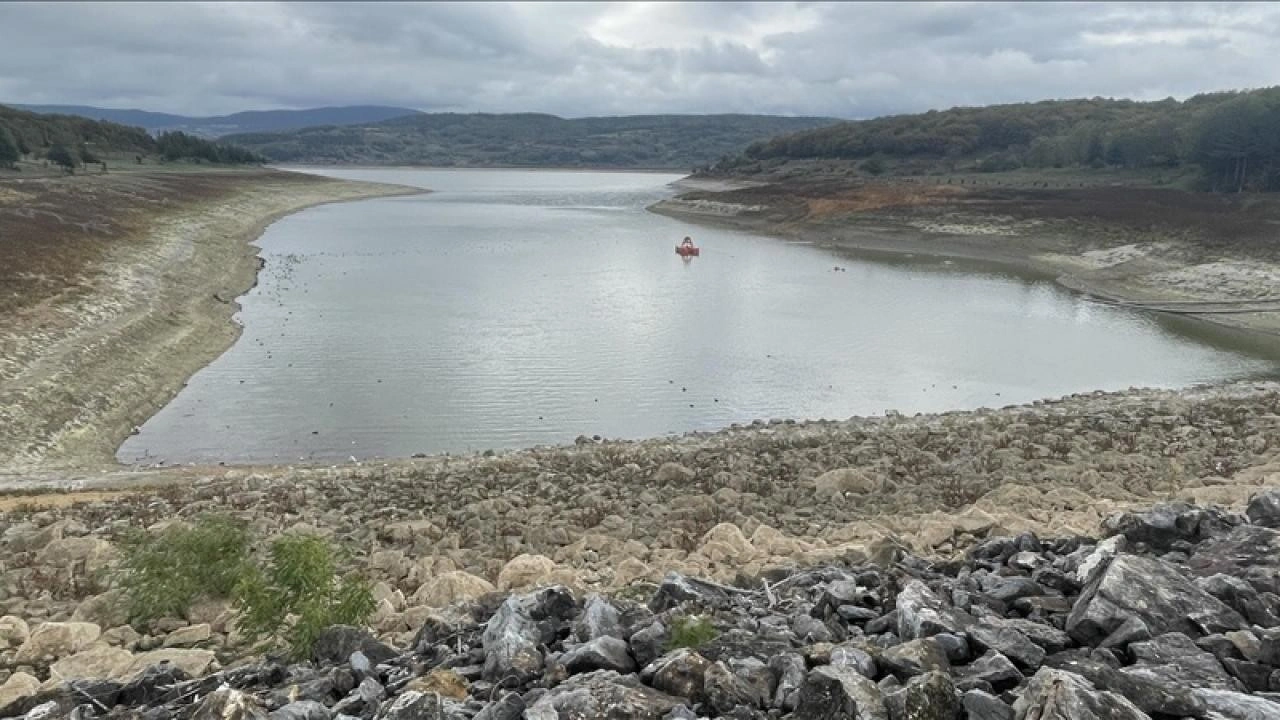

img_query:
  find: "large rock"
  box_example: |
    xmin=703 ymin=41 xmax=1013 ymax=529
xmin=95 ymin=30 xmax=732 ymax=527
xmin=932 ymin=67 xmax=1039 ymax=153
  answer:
xmin=312 ymin=625 xmax=397 ymax=665
xmin=0 ymin=672 xmax=40 ymax=714
xmin=1123 ymin=633 xmax=1240 ymax=691
xmin=411 ymin=571 xmax=496 ymax=608
xmin=879 ymin=638 xmax=950 ymax=679
xmin=124 ymin=648 xmax=217 ymax=679
xmin=1043 ymin=656 xmax=1206 ymax=717
xmin=14 ymin=622 xmax=101 ymax=665
xmin=1193 ymin=688 xmax=1280 ymax=720
xmin=374 ymin=690 xmax=466 ymax=720
xmin=814 ymin=468 xmax=882 ymax=498
xmin=524 ymin=670 xmax=683 ymax=720
xmin=574 ymin=594 xmax=622 ymax=640
xmin=163 ymin=623 xmax=212 ymax=648
xmin=644 ymin=648 xmax=711 ymax=703
xmin=1188 ymin=525 xmax=1280 ymax=596
xmin=496 ymin=554 xmax=558 ymax=592
xmin=71 ymin=591 xmax=130 ymax=629
xmin=48 ymin=644 xmax=135 ymax=682
xmin=191 ymin=687 xmax=267 ymax=720
xmin=794 ymin=665 xmax=888 ymax=720
xmin=0 ymin=615 xmax=30 ymax=650
xmin=482 ymin=589 xmax=571 ymax=684
xmin=1246 ymin=488 xmax=1280 ymax=528
xmin=883 ymin=671 xmax=958 ymax=720
xmin=34 ymin=537 xmax=118 ymax=575
xmin=1011 ymin=668 xmax=1150 ymax=720
xmin=560 ymin=635 xmax=636 ymax=674
xmin=896 ymin=580 xmax=975 ymax=640
xmin=966 ymin=623 xmax=1045 ymax=671
xmin=1065 ymin=554 xmax=1244 ymax=645
xmin=1102 ymin=502 xmax=1238 ymax=551
xmin=1196 ymin=574 xmax=1280 ymax=628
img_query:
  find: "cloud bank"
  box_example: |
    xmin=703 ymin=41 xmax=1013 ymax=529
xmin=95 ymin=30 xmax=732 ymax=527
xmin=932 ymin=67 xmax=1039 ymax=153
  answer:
xmin=1 ymin=1 xmax=1277 ymax=118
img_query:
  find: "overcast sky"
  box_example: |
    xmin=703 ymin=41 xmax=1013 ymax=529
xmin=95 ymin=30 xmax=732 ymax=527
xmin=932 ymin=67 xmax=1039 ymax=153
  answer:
xmin=2 ymin=1 xmax=1278 ymax=119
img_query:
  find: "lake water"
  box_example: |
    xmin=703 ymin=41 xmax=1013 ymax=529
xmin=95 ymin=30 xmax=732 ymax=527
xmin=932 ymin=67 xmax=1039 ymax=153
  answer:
xmin=119 ymin=168 xmax=1279 ymax=465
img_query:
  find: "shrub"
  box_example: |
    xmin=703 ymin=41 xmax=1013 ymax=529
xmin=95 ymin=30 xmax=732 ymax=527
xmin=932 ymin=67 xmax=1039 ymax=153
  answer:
xmin=234 ymin=534 xmax=375 ymax=659
xmin=46 ymin=144 xmax=77 ymax=171
xmin=116 ymin=514 xmax=252 ymax=624
xmin=667 ymin=614 xmax=717 ymax=650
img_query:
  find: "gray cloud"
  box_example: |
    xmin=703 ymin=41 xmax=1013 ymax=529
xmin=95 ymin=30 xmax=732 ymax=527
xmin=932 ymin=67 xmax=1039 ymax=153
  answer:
xmin=0 ymin=1 xmax=1277 ymax=118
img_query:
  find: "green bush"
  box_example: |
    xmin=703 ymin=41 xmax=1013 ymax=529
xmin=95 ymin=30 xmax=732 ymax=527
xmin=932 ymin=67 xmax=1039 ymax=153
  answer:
xmin=116 ymin=514 xmax=252 ymax=624
xmin=234 ymin=534 xmax=375 ymax=659
xmin=667 ymin=614 xmax=718 ymax=650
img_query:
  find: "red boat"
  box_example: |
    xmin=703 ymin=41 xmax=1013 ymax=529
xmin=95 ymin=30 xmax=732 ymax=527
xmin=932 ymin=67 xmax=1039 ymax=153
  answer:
xmin=676 ymin=237 xmax=701 ymax=257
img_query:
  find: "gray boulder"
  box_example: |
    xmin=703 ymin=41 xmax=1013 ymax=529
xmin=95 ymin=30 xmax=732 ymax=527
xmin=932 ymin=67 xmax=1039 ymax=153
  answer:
xmin=794 ymin=665 xmax=888 ymax=720
xmin=896 ymin=581 xmax=975 ymax=640
xmin=523 ymin=670 xmax=684 ymax=720
xmin=955 ymin=650 xmax=1022 ymax=690
xmin=1065 ymin=554 xmax=1245 ymax=645
xmin=644 ymin=649 xmax=711 ymax=703
xmin=560 ymin=636 xmax=636 ymax=674
xmin=481 ymin=595 xmax=546 ymax=684
xmin=1196 ymin=574 xmax=1280 ymax=627
xmin=1194 ymin=688 xmax=1280 ymax=720
xmin=1188 ymin=525 xmax=1280 ymax=596
xmin=1125 ymin=632 xmax=1241 ymax=691
xmin=879 ymin=638 xmax=949 ymax=679
xmin=574 ymin=595 xmax=622 ymax=641
xmin=269 ymin=701 xmax=331 ymax=720
xmin=882 ymin=671 xmax=957 ymax=720
xmin=1043 ymin=656 xmax=1205 ymax=717
xmin=1246 ymin=488 xmax=1280 ymax=528
xmin=963 ymin=689 xmax=1012 ymax=720
xmin=768 ymin=653 xmax=806 ymax=711
xmin=966 ymin=623 xmax=1045 ymax=671
xmin=1103 ymin=502 xmax=1238 ymax=551
xmin=1011 ymin=668 xmax=1150 ymax=720
xmin=312 ymin=626 xmax=397 ymax=666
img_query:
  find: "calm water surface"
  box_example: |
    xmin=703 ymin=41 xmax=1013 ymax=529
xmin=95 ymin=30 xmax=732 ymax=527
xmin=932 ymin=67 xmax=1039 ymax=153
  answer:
xmin=119 ymin=168 xmax=1280 ymax=464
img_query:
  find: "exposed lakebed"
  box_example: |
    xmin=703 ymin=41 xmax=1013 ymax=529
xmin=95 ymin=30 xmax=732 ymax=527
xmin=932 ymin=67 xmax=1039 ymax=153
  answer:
xmin=119 ymin=168 xmax=1279 ymax=464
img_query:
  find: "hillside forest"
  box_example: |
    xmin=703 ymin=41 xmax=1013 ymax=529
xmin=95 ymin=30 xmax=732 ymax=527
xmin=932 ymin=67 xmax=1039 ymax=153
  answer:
xmin=0 ymin=104 xmax=262 ymax=170
xmin=712 ymin=87 xmax=1280 ymax=192
xmin=221 ymin=113 xmax=839 ymax=169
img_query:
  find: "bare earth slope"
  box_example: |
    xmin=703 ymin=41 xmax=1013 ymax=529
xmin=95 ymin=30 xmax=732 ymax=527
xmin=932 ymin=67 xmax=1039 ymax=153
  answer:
xmin=0 ymin=169 xmax=424 ymax=471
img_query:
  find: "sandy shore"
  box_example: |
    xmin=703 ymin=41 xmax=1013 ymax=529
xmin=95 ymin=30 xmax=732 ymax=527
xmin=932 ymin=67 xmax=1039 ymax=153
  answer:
xmin=0 ymin=169 xmax=425 ymax=474
xmin=650 ymin=179 xmax=1280 ymax=340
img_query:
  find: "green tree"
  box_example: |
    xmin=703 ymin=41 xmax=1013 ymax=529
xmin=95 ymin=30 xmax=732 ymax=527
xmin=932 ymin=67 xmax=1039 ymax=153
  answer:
xmin=46 ymin=143 xmax=76 ymax=171
xmin=234 ymin=534 xmax=375 ymax=659
xmin=117 ymin=515 xmax=252 ymax=623
xmin=0 ymin=125 xmax=18 ymax=168
xmin=79 ymin=146 xmax=100 ymax=164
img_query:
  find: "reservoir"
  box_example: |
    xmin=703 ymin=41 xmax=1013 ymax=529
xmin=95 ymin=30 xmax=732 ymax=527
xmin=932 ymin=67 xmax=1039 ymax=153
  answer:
xmin=119 ymin=168 xmax=1278 ymax=464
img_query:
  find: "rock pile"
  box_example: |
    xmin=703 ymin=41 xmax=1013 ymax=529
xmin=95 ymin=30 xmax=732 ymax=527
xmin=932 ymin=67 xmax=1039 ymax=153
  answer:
xmin=2 ymin=491 xmax=1278 ymax=719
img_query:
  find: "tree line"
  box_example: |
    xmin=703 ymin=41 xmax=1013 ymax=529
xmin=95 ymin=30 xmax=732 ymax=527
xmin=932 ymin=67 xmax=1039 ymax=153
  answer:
xmin=0 ymin=104 xmax=262 ymax=170
xmin=714 ymin=87 xmax=1280 ymax=192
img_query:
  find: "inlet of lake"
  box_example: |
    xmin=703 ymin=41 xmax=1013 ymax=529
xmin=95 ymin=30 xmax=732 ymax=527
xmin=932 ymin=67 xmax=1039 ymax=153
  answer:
xmin=119 ymin=168 xmax=1280 ymax=465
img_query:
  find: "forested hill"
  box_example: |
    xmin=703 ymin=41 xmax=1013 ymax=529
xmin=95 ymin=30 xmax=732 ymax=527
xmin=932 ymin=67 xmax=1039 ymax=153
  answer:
xmin=11 ymin=103 xmax=421 ymax=138
xmin=222 ymin=113 xmax=840 ymax=169
xmin=0 ymin=104 xmax=262 ymax=170
xmin=709 ymin=87 xmax=1280 ymax=192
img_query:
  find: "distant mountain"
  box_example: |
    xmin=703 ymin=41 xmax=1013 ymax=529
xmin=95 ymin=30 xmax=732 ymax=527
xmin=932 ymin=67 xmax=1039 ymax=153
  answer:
xmin=223 ymin=113 xmax=842 ymax=169
xmin=7 ymin=104 xmax=422 ymax=138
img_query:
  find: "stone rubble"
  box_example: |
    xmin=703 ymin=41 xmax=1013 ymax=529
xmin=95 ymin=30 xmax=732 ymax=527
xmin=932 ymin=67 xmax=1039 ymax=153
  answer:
xmin=0 ymin=492 xmax=1275 ymax=718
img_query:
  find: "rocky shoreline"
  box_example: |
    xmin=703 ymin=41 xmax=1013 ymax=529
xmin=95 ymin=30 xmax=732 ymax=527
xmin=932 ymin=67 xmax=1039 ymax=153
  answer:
xmin=2 ymin=491 xmax=1278 ymax=719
